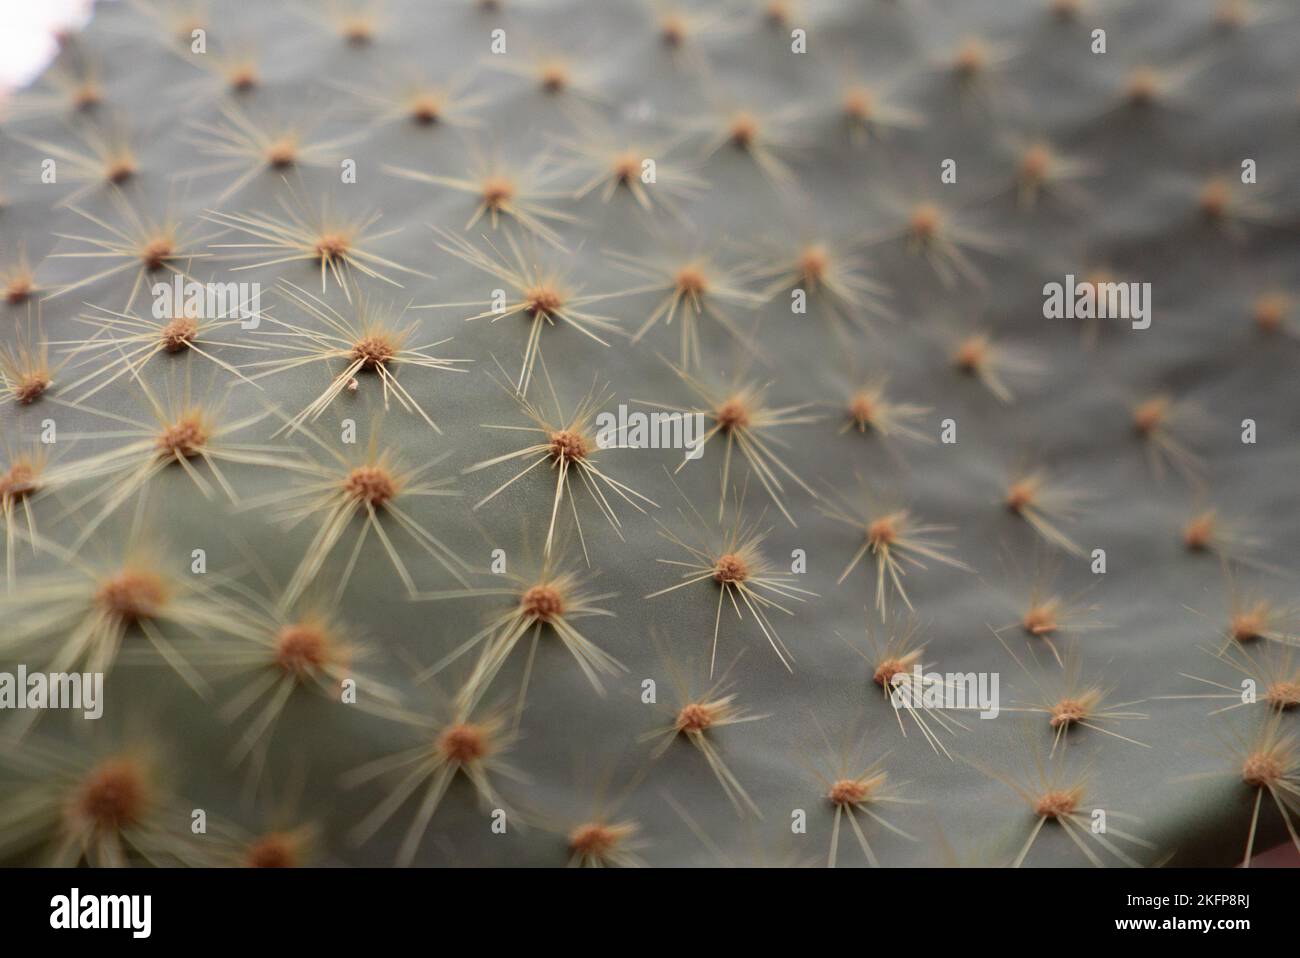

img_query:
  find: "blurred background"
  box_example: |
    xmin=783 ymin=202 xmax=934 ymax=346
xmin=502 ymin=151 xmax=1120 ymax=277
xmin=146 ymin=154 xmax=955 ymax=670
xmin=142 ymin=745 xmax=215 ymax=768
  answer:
xmin=0 ymin=0 xmax=96 ymax=95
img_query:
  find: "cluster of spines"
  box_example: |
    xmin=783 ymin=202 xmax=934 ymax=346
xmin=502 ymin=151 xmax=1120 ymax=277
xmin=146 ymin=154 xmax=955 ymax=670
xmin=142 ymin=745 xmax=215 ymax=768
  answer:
xmin=0 ymin=0 xmax=1297 ymax=868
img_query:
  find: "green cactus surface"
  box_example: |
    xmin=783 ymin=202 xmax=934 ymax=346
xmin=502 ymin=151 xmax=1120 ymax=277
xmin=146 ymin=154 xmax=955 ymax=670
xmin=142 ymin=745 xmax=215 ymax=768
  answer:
xmin=1 ymin=0 xmax=1300 ymax=870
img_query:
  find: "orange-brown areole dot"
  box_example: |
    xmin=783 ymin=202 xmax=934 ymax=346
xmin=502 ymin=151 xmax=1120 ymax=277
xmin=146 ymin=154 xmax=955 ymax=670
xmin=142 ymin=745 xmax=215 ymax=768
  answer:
xmin=612 ymin=150 xmax=641 ymax=183
xmin=952 ymin=38 xmax=988 ymax=78
xmin=73 ymin=84 xmax=103 ymax=110
xmin=5 ymin=274 xmax=33 ymax=304
xmin=95 ymin=569 xmax=168 ymax=624
xmin=569 ymin=822 xmax=620 ymax=858
xmin=340 ymin=18 xmax=374 ymax=46
xmin=350 ymin=335 xmax=396 ymax=371
xmin=954 ymin=335 xmax=987 ymax=372
xmin=1266 ymin=681 xmax=1300 ymax=711
xmin=438 ymin=723 xmax=488 ymax=764
xmin=140 ymin=237 xmax=174 ymax=271
xmin=1019 ymin=143 xmax=1053 ymax=184
xmin=480 ymin=175 xmax=515 ymax=209
xmin=1051 ymin=0 xmax=1082 ymax=21
xmin=1004 ymin=479 xmax=1038 ymax=514
xmin=797 ymin=244 xmax=830 ymax=286
xmin=105 ymin=157 xmax=137 ymax=185
xmin=674 ymin=264 xmax=709 ymax=297
xmin=714 ymin=397 xmax=750 ymax=432
xmin=1253 ymin=294 xmax=1289 ymax=333
xmin=1078 ymin=269 xmax=1115 ymax=300
xmin=765 ymin=0 xmax=793 ymax=26
xmin=13 ymin=372 xmax=51 ymax=405
xmin=1241 ymin=751 xmax=1282 ymax=788
xmin=524 ymin=284 xmax=564 ymax=317
xmin=265 ymin=138 xmax=298 ymax=169
xmin=728 ymin=111 xmax=759 ymax=149
xmin=1022 ymin=602 xmax=1060 ymax=636
xmin=842 ymin=85 xmax=875 ymax=122
xmin=1199 ymin=178 xmax=1230 ymax=221
xmin=275 ymin=623 xmax=329 ymax=677
xmin=1230 ymin=606 xmax=1265 ymax=643
xmin=829 ymin=778 xmax=872 ymax=806
xmin=409 ymin=94 xmax=443 ymax=125
xmin=1126 ymin=68 xmax=1160 ymax=107
xmin=1049 ymin=698 xmax=1089 ymax=729
xmin=1033 ymin=788 xmax=1079 ymax=819
xmin=314 ymin=232 xmax=351 ymax=262
xmin=520 ymin=584 xmax=565 ymax=622
xmin=227 ymin=64 xmax=258 ymax=93
xmin=160 ymin=317 xmax=198 ymax=353
xmin=713 ymin=552 xmax=750 ymax=584
xmin=910 ymin=203 xmax=942 ymax=242
xmin=1132 ymin=397 xmax=1168 ymax=436
xmin=1216 ymin=0 xmax=1248 ymax=31
xmin=344 ymin=465 xmax=398 ymax=507
xmin=660 ymin=14 xmax=688 ymax=47
xmin=156 ymin=414 xmax=209 ymax=458
xmin=867 ymin=516 xmax=898 ymax=549
xmin=548 ymin=428 xmax=589 ymax=462
xmin=675 ymin=702 xmax=717 ymax=733
xmin=245 ymin=832 xmax=299 ymax=867
xmin=1182 ymin=512 xmax=1216 ymax=552
xmin=538 ymin=61 xmax=569 ymax=94
xmin=847 ymin=391 xmax=876 ymax=430
xmin=0 ymin=462 xmax=39 ymax=504
xmin=74 ymin=758 xmax=149 ymax=832
xmin=873 ymin=656 xmax=911 ymax=688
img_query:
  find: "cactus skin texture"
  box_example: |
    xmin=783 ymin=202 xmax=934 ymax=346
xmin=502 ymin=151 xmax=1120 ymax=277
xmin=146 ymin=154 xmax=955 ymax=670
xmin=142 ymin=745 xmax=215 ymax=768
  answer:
xmin=1 ymin=0 xmax=1299 ymax=869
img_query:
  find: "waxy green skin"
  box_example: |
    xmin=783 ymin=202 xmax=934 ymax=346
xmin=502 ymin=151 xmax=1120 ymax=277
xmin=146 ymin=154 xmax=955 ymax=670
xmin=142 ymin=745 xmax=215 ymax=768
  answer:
xmin=0 ymin=0 xmax=1298 ymax=867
